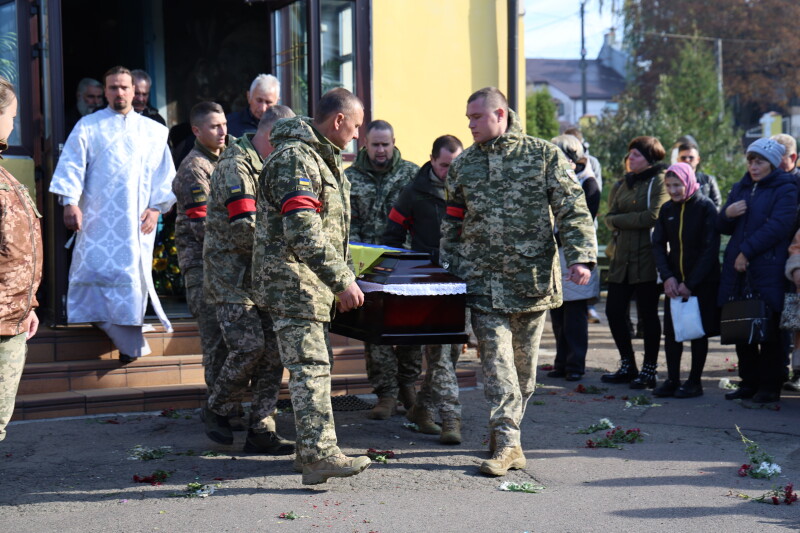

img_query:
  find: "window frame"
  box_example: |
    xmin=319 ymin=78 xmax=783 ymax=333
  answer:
xmin=1 ymin=0 xmax=35 ymax=157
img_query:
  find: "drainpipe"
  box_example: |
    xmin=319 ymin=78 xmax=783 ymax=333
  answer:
xmin=507 ymin=0 xmax=519 ymax=111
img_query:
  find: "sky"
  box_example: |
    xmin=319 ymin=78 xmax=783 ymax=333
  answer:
xmin=524 ymin=0 xmax=620 ymax=59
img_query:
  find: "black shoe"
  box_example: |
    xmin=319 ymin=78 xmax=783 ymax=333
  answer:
xmin=652 ymin=379 xmax=679 ymax=398
xmin=601 ymin=360 xmax=638 ymax=384
xmin=565 ymin=373 xmax=583 ymax=382
xmin=724 ymin=387 xmax=756 ymax=401
xmin=243 ymin=429 xmax=295 ymax=455
xmin=752 ymin=391 xmax=780 ymax=404
xmin=547 ymin=369 xmax=566 ymax=378
xmin=629 ymin=363 xmax=657 ymax=390
xmin=119 ymin=353 xmax=135 ymax=364
xmin=674 ymin=381 xmax=703 ymax=399
xmin=203 ymin=407 xmax=233 ymax=445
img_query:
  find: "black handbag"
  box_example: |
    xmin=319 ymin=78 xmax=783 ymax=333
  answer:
xmin=720 ymin=273 xmax=771 ymax=345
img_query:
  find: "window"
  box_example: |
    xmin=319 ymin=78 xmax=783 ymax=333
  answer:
xmin=273 ymin=0 xmax=309 ymax=116
xmin=0 ymin=0 xmax=21 ymax=146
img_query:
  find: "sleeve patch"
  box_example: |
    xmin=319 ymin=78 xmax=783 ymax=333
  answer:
xmin=191 ymin=186 xmax=207 ymax=203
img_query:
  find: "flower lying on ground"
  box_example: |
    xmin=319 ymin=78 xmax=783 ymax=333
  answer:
xmin=498 ymin=481 xmax=545 ymax=493
xmin=736 ymin=425 xmax=781 ymax=479
xmin=160 ymin=408 xmax=181 ymax=419
xmin=128 ymin=445 xmax=172 ymax=461
xmin=625 ymin=395 xmax=660 ymax=408
xmin=574 ymin=384 xmax=608 ymax=395
xmin=540 ymin=364 xmax=554 ymax=371
xmin=718 ymin=378 xmax=738 ymax=390
xmin=366 ymin=449 xmax=396 ymax=463
xmin=132 ymin=470 xmax=170 ymax=485
xmin=578 ymin=418 xmax=614 ymax=434
xmin=585 ymin=427 xmax=644 ymax=449
xmin=733 ymin=484 xmax=799 ymax=505
xmin=172 ymin=482 xmax=218 ymax=498
xmin=278 ymin=511 xmax=299 ymax=520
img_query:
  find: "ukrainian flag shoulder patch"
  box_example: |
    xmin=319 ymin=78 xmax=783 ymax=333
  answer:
xmin=230 ymin=185 xmax=242 ymax=195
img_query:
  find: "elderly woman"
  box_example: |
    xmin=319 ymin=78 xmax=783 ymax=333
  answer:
xmin=718 ymin=138 xmax=797 ymax=403
xmin=545 ymin=135 xmax=600 ymax=381
xmin=0 ymin=76 xmax=43 ymax=441
xmin=602 ymin=136 xmax=669 ymax=389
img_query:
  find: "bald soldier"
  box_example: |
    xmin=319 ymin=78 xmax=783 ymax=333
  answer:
xmin=346 ymin=120 xmax=422 ymax=420
xmin=251 ymin=88 xmax=371 ymax=485
xmin=441 ymin=87 xmax=596 ymax=476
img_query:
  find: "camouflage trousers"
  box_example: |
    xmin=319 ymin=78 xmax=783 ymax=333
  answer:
xmin=208 ymin=304 xmax=284 ymax=432
xmin=183 ymin=267 xmax=228 ymax=389
xmin=364 ymin=343 xmax=423 ymax=398
xmin=416 ymin=344 xmax=461 ymax=418
xmin=273 ymin=317 xmax=340 ymax=464
xmin=0 ymin=332 xmax=27 ymax=442
xmin=471 ymin=308 xmax=546 ymax=448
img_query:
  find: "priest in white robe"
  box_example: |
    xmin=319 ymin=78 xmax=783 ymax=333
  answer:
xmin=49 ymin=66 xmax=176 ymax=362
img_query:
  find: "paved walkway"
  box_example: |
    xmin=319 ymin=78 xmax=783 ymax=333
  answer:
xmin=1 ymin=317 xmax=800 ymax=532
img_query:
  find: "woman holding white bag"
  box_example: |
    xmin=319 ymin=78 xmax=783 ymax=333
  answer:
xmin=651 ymin=162 xmax=720 ymax=398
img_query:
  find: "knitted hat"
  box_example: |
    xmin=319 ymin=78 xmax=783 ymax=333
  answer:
xmin=746 ymin=137 xmax=785 ymax=168
xmin=666 ymin=162 xmax=699 ymax=200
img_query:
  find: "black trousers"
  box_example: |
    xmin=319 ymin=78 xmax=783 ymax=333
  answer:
xmin=605 ymin=281 xmax=661 ymax=365
xmin=550 ymin=299 xmax=588 ymax=374
xmin=735 ymin=313 xmax=790 ymax=394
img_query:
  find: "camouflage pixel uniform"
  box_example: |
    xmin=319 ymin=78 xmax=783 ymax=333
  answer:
xmin=440 ymin=110 xmax=596 ymax=448
xmin=172 ymin=139 xmax=229 ymax=388
xmin=0 ymin=164 xmax=43 ymax=441
xmin=346 ymin=148 xmax=422 ymax=399
xmin=251 ymin=116 xmax=354 ymax=464
xmin=203 ymin=133 xmax=284 ymax=431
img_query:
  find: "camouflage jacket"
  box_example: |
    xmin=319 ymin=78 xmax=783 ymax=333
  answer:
xmin=346 ymin=147 xmax=418 ymax=244
xmin=0 ymin=164 xmax=43 ymax=336
xmin=440 ymin=110 xmax=596 ymax=314
xmin=203 ymin=133 xmax=263 ymax=305
xmin=172 ymin=138 xmax=229 ymax=272
xmin=251 ymin=116 xmax=355 ymax=322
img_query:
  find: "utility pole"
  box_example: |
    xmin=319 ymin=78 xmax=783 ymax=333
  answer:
xmin=580 ymin=0 xmax=587 ymax=117
xmin=715 ymin=38 xmax=724 ymax=121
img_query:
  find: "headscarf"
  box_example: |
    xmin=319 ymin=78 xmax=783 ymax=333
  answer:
xmin=666 ymin=162 xmax=699 ymax=200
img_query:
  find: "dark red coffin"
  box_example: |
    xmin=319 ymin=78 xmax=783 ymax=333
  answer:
xmin=331 ymin=250 xmax=468 ymax=345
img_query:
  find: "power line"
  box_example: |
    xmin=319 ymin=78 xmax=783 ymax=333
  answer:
xmin=525 ymin=10 xmax=579 ymax=33
xmin=643 ymin=31 xmax=767 ymax=44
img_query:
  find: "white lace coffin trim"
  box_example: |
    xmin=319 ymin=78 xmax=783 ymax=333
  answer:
xmin=357 ymin=280 xmax=467 ymax=296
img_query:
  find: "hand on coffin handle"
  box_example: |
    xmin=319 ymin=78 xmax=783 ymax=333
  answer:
xmin=337 ymin=281 xmax=365 ymax=312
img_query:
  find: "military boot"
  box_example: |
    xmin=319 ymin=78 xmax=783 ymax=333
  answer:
xmin=398 ymin=383 xmax=417 ymax=411
xmin=367 ymin=397 xmax=397 ymax=420
xmin=302 ymin=453 xmax=372 ymax=485
xmin=406 ymin=404 xmax=441 ymax=434
xmin=439 ymin=416 xmax=462 ymax=445
xmin=293 ymin=454 xmax=303 ymax=473
xmin=227 ymin=403 xmax=247 ymax=432
xmin=243 ymin=429 xmax=295 ymax=455
xmin=479 ymin=445 xmax=527 ymax=476
xmin=202 ymin=407 xmax=233 ymax=445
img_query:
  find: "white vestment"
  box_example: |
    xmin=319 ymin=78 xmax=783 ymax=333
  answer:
xmin=49 ymin=107 xmax=176 ymax=336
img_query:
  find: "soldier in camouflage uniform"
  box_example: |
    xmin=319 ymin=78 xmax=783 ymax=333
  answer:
xmin=171 ymin=102 xmax=231 ymax=394
xmin=202 ymin=105 xmax=296 ymax=454
xmin=345 ymin=120 xmax=422 ymax=419
xmin=440 ymin=87 xmax=596 ymax=476
xmin=0 ymin=78 xmax=43 ymax=441
xmin=252 ymin=88 xmax=371 ymax=485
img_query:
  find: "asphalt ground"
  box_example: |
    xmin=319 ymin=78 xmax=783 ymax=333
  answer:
xmin=2 ymin=315 xmax=800 ymax=533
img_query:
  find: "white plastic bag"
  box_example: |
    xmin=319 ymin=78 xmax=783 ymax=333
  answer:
xmin=670 ymin=296 xmax=706 ymax=342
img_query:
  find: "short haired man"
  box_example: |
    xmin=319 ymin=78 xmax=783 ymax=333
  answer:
xmin=227 ymin=74 xmax=280 ymax=137
xmin=346 ymin=119 xmax=423 ymax=420
xmin=252 ymin=88 xmax=372 ymax=484
xmin=441 ymin=87 xmax=596 ymax=476
xmin=676 ymin=141 xmax=722 ymax=208
xmin=202 ymin=104 xmax=296 ymax=453
xmin=171 ymin=101 xmax=230 ymax=414
xmin=131 ymin=69 xmax=166 ymax=125
xmin=65 ymin=77 xmax=103 ymax=133
xmin=383 ymin=134 xmax=465 ymax=443
xmin=49 ymin=66 xmax=176 ymax=361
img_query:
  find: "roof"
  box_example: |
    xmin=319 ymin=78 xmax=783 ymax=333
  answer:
xmin=526 ymin=58 xmax=626 ymax=100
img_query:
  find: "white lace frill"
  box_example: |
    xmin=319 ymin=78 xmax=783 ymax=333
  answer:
xmin=357 ymin=280 xmax=466 ymax=296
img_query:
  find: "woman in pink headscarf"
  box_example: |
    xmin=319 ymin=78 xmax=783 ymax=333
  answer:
xmin=651 ymin=162 xmax=721 ymax=398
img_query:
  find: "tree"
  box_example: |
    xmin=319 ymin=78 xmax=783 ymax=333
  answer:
xmin=587 ymin=39 xmax=745 ymax=245
xmin=526 ymin=87 xmax=559 ymax=140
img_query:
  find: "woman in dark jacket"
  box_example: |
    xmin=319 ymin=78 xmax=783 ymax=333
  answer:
xmin=652 ymin=163 xmax=720 ymax=398
xmin=603 ymin=136 xmax=669 ymax=389
xmin=718 ymin=138 xmax=797 ymax=403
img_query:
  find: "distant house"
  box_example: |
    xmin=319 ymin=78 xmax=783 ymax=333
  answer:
xmin=527 ymin=31 xmax=627 ymax=127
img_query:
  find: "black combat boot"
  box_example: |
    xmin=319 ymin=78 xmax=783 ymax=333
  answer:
xmin=601 ymin=358 xmax=639 ymax=384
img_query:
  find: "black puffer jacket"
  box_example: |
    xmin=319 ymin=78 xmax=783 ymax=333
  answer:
xmin=382 ymin=162 xmax=445 ymax=262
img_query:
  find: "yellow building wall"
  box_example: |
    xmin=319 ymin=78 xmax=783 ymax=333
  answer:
xmin=370 ymin=0 xmax=525 ymax=166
